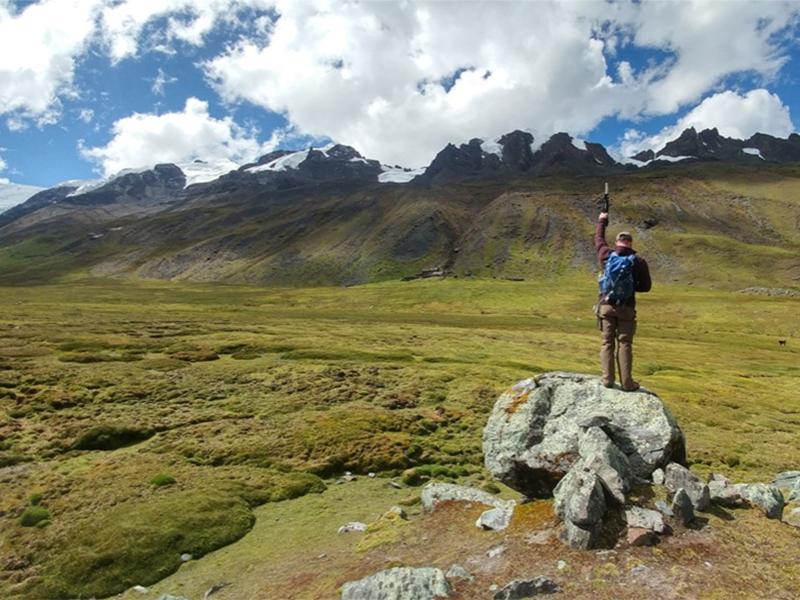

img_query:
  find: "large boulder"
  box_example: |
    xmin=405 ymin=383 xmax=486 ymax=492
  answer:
xmin=483 ymin=373 xmax=685 ymax=496
xmin=341 ymin=567 xmax=451 ymax=600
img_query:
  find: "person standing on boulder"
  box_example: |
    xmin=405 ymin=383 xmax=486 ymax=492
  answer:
xmin=595 ymin=212 xmax=651 ymax=391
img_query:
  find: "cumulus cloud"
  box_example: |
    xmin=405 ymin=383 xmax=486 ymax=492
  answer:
xmin=203 ymin=0 xmax=800 ymax=166
xmin=619 ymin=89 xmax=795 ymax=157
xmin=80 ymin=97 xmax=277 ymax=176
xmin=99 ymin=0 xmax=275 ymax=63
xmin=0 ymin=0 xmax=102 ymax=123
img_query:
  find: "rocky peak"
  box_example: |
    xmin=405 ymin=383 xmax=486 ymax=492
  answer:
xmin=498 ymin=130 xmax=535 ymax=171
xmin=531 ymin=133 xmax=618 ymax=175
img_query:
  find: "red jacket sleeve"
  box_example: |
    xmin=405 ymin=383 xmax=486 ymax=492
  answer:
xmin=595 ymin=218 xmax=611 ymax=266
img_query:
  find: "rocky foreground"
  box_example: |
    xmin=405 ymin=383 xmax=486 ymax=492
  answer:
xmin=330 ymin=373 xmax=798 ymax=600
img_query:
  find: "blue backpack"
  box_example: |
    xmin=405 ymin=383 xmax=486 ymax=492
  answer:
xmin=599 ymin=252 xmax=637 ymax=305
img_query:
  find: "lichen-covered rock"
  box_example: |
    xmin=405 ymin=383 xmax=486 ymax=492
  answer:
xmin=421 ymin=483 xmax=501 ymax=511
xmin=664 ymin=463 xmax=710 ymax=511
xmin=341 ymin=567 xmax=451 ymax=600
xmin=476 ymin=504 xmax=515 ymax=531
xmin=445 ymin=564 xmax=473 ymax=581
xmin=625 ymin=506 xmax=666 ymax=533
xmin=652 ymin=468 xmax=665 ymax=485
xmin=493 ymin=577 xmax=561 ymax=599
xmin=707 ymin=473 xmax=746 ymax=508
xmin=671 ymin=488 xmax=695 ymax=525
xmin=734 ymin=483 xmax=784 ymax=520
xmin=483 ymin=373 xmax=685 ymax=496
xmin=421 ymin=482 xmax=515 ymax=531
xmin=578 ymin=426 xmax=632 ymax=504
xmin=773 ymin=471 xmax=800 ymax=502
xmin=554 ymin=466 xmax=606 ymax=528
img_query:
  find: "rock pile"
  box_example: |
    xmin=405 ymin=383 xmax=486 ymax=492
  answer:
xmin=483 ymin=372 xmax=686 ymax=548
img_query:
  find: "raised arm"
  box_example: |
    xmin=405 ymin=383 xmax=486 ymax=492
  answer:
xmin=595 ymin=212 xmax=611 ymax=264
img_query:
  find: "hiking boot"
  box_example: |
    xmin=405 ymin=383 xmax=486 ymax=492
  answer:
xmin=622 ymin=381 xmax=640 ymax=392
xmin=602 ymin=381 xmax=614 ymax=389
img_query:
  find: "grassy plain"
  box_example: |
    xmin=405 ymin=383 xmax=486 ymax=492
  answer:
xmin=0 ymin=274 xmax=798 ymax=598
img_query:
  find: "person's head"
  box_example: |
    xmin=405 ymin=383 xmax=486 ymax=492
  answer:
xmin=615 ymin=231 xmax=633 ymax=249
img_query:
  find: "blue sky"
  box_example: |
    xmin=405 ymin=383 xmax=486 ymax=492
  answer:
xmin=1 ymin=0 xmax=799 ymax=188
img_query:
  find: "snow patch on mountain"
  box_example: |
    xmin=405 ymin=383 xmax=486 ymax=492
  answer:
xmin=654 ymin=155 xmax=695 ymax=163
xmin=0 ymin=182 xmax=44 ymax=214
xmin=379 ymin=166 xmax=426 ymax=183
xmin=248 ymin=149 xmax=310 ymax=173
xmin=741 ymin=147 xmax=764 ymax=159
xmin=480 ymin=138 xmax=504 ymax=158
xmin=178 ymin=159 xmax=239 ymax=186
xmin=571 ymin=137 xmax=588 ymax=151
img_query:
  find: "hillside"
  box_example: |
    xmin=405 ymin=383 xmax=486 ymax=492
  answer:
xmin=1 ymin=163 xmax=799 ymax=289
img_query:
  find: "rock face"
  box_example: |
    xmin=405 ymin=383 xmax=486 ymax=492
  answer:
xmin=483 ymin=373 xmax=686 ymax=497
xmin=341 ymin=567 xmax=451 ymax=600
xmin=670 ymin=489 xmax=695 ymax=525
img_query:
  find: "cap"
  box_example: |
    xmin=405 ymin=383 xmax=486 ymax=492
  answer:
xmin=616 ymin=231 xmax=633 ymax=242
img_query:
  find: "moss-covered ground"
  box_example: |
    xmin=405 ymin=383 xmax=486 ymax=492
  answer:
xmin=0 ymin=275 xmax=797 ymax=598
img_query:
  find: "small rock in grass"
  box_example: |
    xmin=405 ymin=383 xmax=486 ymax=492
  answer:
xmin=493 ymin=577 xmax=561 ymax=599
xmin=556 ymin=560 xmax=567 ymax=571
xmin=387 ymin=505 xmax=408 ymax=519
xmin=388 ymin=481 xmax=403 ymax=489
xmin=671 ymin=489 xmax=695 ymax=525
xmin=132 ymin=585 xmax=148 ymax=593
xmin=630 ymin=565 xmax=650 ymax=577
xmin=476 ymin=503 xmax=515 ymax=531
xmin=734 ymin=483 xmax=784 ymax=519
xmin=158 ymin=595 xmax=190 ymax=600
xmin=341 ymin=567 xmax=451 ymax=600
xmin=180 ymin=553 xmax=192 ymax=562
xmin=338 ymin=522 xmax=368 ymax=534
xmin=664 ymin=463 xmax=710 ymax=511
xmin=487 ymin=545 xmax=507 ymax=558
xmin=627 ymin=527 xmax=657 ymax=546
xmin=445 ymin=564 xmax=473 ymax=581
xmin=368 ymin=472 xmax=376 ymax=478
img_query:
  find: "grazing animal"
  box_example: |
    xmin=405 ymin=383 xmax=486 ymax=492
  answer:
xmin=778 ymin=339 xmax=787 ymax=347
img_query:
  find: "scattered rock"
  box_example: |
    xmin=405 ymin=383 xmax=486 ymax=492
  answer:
xmin=388 ymin=481 xmax=403 ymax=489
xmin=654 ymin=500 xmax=673 ymax=517
xmin=556 ymin=560 xmax=567 ymax=571
xmin=630 ymin=564 xmax=651 ymax=577
xmin=707 ymin=473 xmax=746 ymax=507
xmin=132 ymin=585 xmax=148 ymax=593
xmin=554 ymin=467 xmax=606 ymax=528
xmin=652 ymin=468 xmax=665 ymax=485
xmin=493 ymin=577 xmax=561 ymax=599
xmin=734 ymin=483 xmax=784 ymax=519
xmin=368 ymin=472 xmax=377 ymax=478
xmin=421 ymin=482 xmax=500 ymax=511
xmin=773 ymin=471 xmax=800 ymax=501
xmin=158 ymin=595 xmax=190 ymax=600
xmin=487 ymin=545 xmax=507 ymax=558
xmin=445 ymin=564 xmax=473 ymax=581
xmin=525 ymin=530 xmax=555 ymax=545
xmin=341 ymin=567 xmax=451 ymax=600
xmin=664 ymin=463 xmax=710 ymax=511
xmin=483 ymin=373 xmax=685 ymax=497
xmin=476 ymin=504 xmax=515 ymax=531
xmin=671 ymin=489 xmax=695 ymax=525
xmin=338 ymin=522 xmax=368 ymax=534
xmin=386 ymin=506 xmax=408 ymax=519
xmin=180 ymin=553 xmax=192 ymax=562
xmin=783 ymin=506 xmax=800 ymax=528
xmin=625 ymin=506 xmax=666 ymax=533
xmin=203 ymin=582 xmax=230 ymax=599
xmin=627 ymin=527 xmax=657 ymax=546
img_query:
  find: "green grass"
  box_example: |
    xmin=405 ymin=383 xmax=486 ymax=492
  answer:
xmin=0 ymin=275 xmax=797 ymax=597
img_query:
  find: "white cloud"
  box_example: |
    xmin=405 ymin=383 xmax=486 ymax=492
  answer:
xmin=80 ymin=97 xmax=277 ymax=176
xmin=151 ymin=68 xmax=178 ymax=96
xmin=0 ymin=0 xmax=103 ymax=122
xmin=203 ymin=0 xmax=800 ymax=167
xmin=99 ymin=0 xmax=275 ymax=63
xmin=78 ymin=108 xmax=95 ymax=123
xmin=619 ymin=89 xmax=795 ymax=157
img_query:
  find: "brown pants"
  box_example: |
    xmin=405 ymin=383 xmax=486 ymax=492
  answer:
xmin=598 ymin=303 xmax=637 ymax=389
